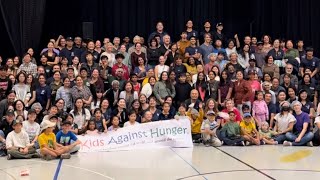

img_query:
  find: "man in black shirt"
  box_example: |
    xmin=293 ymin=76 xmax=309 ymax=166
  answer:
xmin=0 ymin=66 xmax=9 ymax=100
xmin=60 ymin=37 xmax=81 ymax=65
xmin=300 ymin=47 xmax=319 ymax=78
xmin=199 ymin=21 xmax=214 ymax=45
xmin=212 ymin=22 xmax=227 ymax=46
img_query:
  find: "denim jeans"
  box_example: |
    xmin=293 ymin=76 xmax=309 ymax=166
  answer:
xmin=285 ymin=131 xmax=314 ymax=146
xmin=273 ymin=134 xmax=287 ymax=144
xmin=219 ymin=129 xmax=245 ymax=146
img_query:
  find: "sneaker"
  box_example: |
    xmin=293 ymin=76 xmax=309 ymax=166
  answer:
xmin=283 ymin=141 xmax=292 ymax=146
xmin=70 ymin=150 xmax=78 ymax=155
xmin=31 ymin=153 xmax=40 ymax=158
xmin=274 ymin=141 xmax=278 ymax=145
xmin=7 ymin=154 xmax=12 ymax=160
xmin=41 ymin=154 xmax=54 ymax=161
xmin=60 ymin=153 xmax=71 ymax=159
xmin=245 ymin=141 xmax=251 ymax=146
xmin=240 ymin=141 xmax=245 ymax=146
xmin=307 ymin=141 xmax=313 ymax=147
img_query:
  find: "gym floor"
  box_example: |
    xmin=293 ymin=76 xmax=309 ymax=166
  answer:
xmin=0 ymin=145 xmax=319 ymax=180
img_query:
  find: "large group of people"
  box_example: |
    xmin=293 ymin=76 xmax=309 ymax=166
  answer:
xmin=0 ymin=20 xmax=319 ymax=161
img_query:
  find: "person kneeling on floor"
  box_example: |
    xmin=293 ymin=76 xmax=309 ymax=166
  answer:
xmin=200 ymin=110 xmax=222 ymax=147
xmin=56 ymin=121 xmax=81 ymax=154
xmin=38 ymin=119 xmax=71 ymax=160
xmin=219 ymin=111 xmax=246 ymax=146
xmin=6 ymin=119 xmax=39 ymax=160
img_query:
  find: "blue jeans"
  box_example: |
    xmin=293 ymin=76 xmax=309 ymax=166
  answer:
xmin=285 ymin=131 xmax=314 ymax=146
xmin=0 ymin=130 xmax=5 ymax=156
xmin=273 ymin=134 xmax=287 ymax=144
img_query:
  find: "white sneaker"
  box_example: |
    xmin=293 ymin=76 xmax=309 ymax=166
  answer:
xmin=307 ymin=141 xmax=313 ymax=147
xmin=283 ymin=141 xmax=292 ymax=146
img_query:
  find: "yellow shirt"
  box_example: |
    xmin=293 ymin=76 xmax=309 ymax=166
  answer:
xmin=240 ymin=119 xmax=256 ymax=135
xmin=38 ymin=132 xmax=56 ymax=149
xmin=187 ymin=108 xmax=204 ymax=134
xmin=183 ymin=63 xmax=197 ymax=76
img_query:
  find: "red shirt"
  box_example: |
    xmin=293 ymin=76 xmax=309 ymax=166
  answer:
xmin=112 ymin=63 xmax=129 ymax=80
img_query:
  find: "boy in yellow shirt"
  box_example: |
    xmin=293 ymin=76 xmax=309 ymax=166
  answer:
xmin=38 ymin=118 xmax=71 ymax=160
xmin=240 ymin=113 xmax=261 ymax=145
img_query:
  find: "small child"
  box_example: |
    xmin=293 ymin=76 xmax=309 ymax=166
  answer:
xmin=38 ymin=120 xmax=71 ymax=160
xmin=259 ymin=122 xmax=278 ymax=145
xmin=252 ymin=91 xmax=269 ymax=128
xmin=91 ymin=108 xmax=107 ymax=133
xmin=220 ymin=111 xmax=245 ymax=146
xmin=107 ymin=116 xmax=121 ymax=131
xmin=22 ymin=109 xmax=40 ymax=147
xmin=56 ymin=121 xmax=82 ymax=154
xmin=240 ymin=113 xmax=261 ymax=145
xmin=86 ymin=120 xmax=99 ymax=135
xmin=130 ymin=73 xmax=141 ymax=95
xmin=200 ymin=111 xmax=222 ymax=147
xmin=66 ymin=114 xmax=79 ymax=135
xmin=187 ymin=103 xmax=204 ymax=143
xmin=158 ymin=102 xmax=174 ymax=120
xmin=124 ymin=111 xmax=140 ymax=127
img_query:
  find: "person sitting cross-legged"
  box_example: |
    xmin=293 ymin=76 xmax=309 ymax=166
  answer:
xmin=56 ymin=121 xmax=81 ymax=154
xmin=283 ymin=101 xmax=314 ymax=146
xmin=6 ymin=119 xmax=39 ymax=160
xmin=38 ymin=120 xmax=71 ymax=160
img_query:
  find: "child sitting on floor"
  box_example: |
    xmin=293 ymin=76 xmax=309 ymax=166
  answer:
xmin=259 ymin=122 xmax=278 ymax=145
xmin=219 ymin=111 xmax=246 ymax=146
xmin=240 ymin=113 xmax=261 ymax=145
xmin=56 ymin=121 xmax=82 ymax=154
xmin=200 ymin=111 xmax=222 ymax=147
xmin=38 ymin=120 xmax=71 ymax=160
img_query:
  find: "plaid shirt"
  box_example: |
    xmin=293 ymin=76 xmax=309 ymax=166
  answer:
xmin=18 ymin=63 xmax=37 ymax=77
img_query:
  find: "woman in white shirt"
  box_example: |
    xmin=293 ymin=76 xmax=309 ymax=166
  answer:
xmin=141 ymin=77 xmax=156 ymax=98
xmin=154 ymin=56 xmax=169 ymax=81
xmin=70 ymin=98 xmax=91 ymax=134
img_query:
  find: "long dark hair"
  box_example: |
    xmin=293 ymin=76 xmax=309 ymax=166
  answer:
xmin=219 ymin=70 xmax=230 ymax=86
xmin=159 ymin=71 xmax=172 ymax=91
xmin=73 ymin=97 xmax=86 ymax=116
xmin=195 ymin=72 xmax=207 ymax=89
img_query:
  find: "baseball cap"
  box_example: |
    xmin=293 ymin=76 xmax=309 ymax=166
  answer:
xmin=6 ymin=109 xmax=14 ymax=116
xmin=216 ymin=22 xmax=223 ymax=27
xmin=12 ymin=119 xmax=23 ymax=126
xmin=257 ymin=41 xmax=263 ymax=45
xmin=61 ymin=121 xmax=72 ymax=126
xmin=248 ymin=70 xmax=257 ymax=75
xmin=66 ymin=37 xmax=73 ymax=41
xmin=243 ymin=113 xmax=252 ymax=118
xmin=206 ymin=110 xmax=216 ymax=116
xmin=49 ymin=115 xmax=59 ymax=121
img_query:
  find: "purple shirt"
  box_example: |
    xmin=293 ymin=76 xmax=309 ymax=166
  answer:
xmin=293 ymin=112 xmax=310 ymax=133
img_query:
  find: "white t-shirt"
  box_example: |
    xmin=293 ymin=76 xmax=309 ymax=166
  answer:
xmin=22 ymin=121 xmax=40 ymax=142
xmin=274 ymin=113 xmax=296 ymax=132
xmin=124 ymin=121 xmax=140 ymax=127
xmin=6 ymin=130 xmax=30 ymax=148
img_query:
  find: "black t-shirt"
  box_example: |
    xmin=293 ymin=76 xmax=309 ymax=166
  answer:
xmin=0 ymin=77 xmax=9 ymax=99
xmin=300 ymin=57 xmax=319 ymax=71
xmin=0 ymin=119 xmax=13 ymax=138
xmin=60 ymin=47 xmax=81 ymax=65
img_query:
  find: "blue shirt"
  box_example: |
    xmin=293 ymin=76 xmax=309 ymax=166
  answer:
xmin=293 ymin=112 xmax=310 ymax=133
xmin=36 ymin=85 xmax=51 ymax=108
xmin=56 ymin=131 xmax=78 ymax=146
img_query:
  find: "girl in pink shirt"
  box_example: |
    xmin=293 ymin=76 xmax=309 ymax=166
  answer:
xmin=252 ymin=91 xmax=269 ymax=128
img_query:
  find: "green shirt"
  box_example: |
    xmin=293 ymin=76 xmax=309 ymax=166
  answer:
xmin=221 ymin=121 xmax=241 ymax=137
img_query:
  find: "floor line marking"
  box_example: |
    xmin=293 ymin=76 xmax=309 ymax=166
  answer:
xmin=170 ymin=148 xmax=208 ymax=180
xmin=177 ymin=168 xmax=320 ymax=179
xmin=53 ymin=159 xmax=63 ymax=180
xmin=214 ymin=147 xmax=276 ymax=180
xmin=27 ymin=160 xmax=115 ymax=180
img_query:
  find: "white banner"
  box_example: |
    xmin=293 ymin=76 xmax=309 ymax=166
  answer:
xmin=77 ymin=118 xmax=193 ymax=152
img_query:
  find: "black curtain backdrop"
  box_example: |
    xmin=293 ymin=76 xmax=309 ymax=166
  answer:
xmin=0 ymin=0 xmax=46 ymax=58
xmin=1 ymin=0 xmax=319 ymax=59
